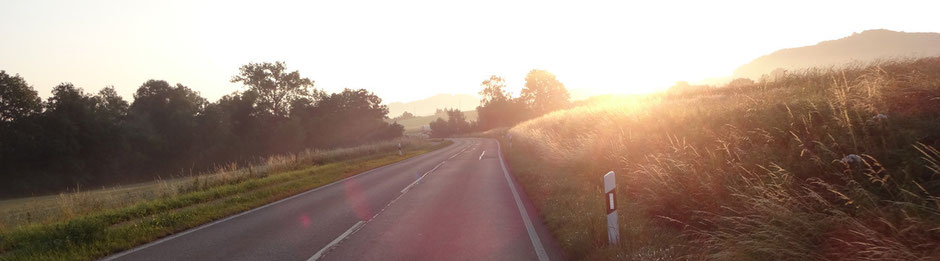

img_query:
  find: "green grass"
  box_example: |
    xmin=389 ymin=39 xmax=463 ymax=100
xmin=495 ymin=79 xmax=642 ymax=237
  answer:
xmin=499 ymin=57 xmax=940 ymax=260
xmin=0 ymin=138 xmax=434 ymax=230
xmin=0 ymin=139 xmax=451 ymax=261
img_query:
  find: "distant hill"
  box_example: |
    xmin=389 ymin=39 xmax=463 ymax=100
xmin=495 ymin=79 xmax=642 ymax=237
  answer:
xmin=386 ymin=94 xmax=479 ymax=118
xmin=733 ymin=29 xmax=940 ymax=80
xmin=387 ymin=110 xmax=478 ymax=131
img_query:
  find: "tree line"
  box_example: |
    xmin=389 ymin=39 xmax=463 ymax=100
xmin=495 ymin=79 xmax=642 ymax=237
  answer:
xmin=0 ymin=62 xmax=402 ymax=198
xmin=429 ymin=69 xmax=571 ymax=137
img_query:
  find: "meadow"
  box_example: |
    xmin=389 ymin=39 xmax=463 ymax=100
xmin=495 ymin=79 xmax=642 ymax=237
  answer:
xmin=0 ymin=138 xmax=449 ymax=260
xmin=501 ymin=58 xmax=940 ymax=260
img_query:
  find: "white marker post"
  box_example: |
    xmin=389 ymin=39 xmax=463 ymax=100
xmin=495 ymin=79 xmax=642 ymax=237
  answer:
xmin=507 ymin=133 xmax=512 ymax=150
xmin=604 ymin=171 xmax=619 ymax=245
xmin=398 ymin=142 xmax=403 ymax=156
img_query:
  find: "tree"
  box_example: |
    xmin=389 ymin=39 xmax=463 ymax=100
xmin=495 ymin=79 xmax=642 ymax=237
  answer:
xmin=94 ymin=86 xmax=129 ymax=122
xmin=429 ymin=117 xmax=450 ymax=138
xmin=429 ymin=108 xmax=469 ymax=137
xmin=38 ymin=83 xmax=132 ymax=184
xmin=198 ymin=91 xmax=264 ymax=162
xmin=231 ymin=61 xmax=317 ymax=118
xmin=521 ymin=69 xmax=570 ymax=115
xmin=0 ymin=71 xmax=42 ymax=123
xmin=475 ymin=75 xmax=529 ymax=130
xmin=310 ymin=88 xmax=401 ymax=147
xmin=479 ymin=75 xmax=510 ymax=106
xmin=128 ymin=80 xmax=207 ymax=169
xmin=0 ymin=68 xmax=406 ymax=197
xmin=397 ymin=111 xmax=415 ymax=120
xmin=446 ymin=109 xmax=469 ymax=132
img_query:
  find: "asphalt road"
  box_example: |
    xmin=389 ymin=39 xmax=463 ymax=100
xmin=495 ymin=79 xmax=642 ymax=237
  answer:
xmin=102 ymin=138 xmax=564 ymax=261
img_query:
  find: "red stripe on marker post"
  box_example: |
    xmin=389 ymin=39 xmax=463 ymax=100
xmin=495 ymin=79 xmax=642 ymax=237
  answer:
xmin=603 ymin=171 xmax=619 ymax=245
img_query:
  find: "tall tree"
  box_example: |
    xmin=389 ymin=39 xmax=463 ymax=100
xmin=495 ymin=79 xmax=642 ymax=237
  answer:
xmin=40 ymin=83 xmax=118 ymax=183
xmin=231 ymin=61 xmax=317 ymax=118
xmin=94 ymin=86 xmax=129 ymax=122
xmin=0 ymin=71 xmax=42 ymax=123
xmin=479 ymin=75 xmax=510 ymax=106
xmin=310 ymin=88 xmax=400 ymax=147
xmin=521 ymin=69 xmax=570 ymax=115
xmin=128 ymin=80 xmax=207 ymax=169
xmin=475 ymin=75 xmax=528 ymax=130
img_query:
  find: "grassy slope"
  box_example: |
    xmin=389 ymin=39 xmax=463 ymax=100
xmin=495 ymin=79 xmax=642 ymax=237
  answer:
xmin=0 ymin=140 xmax=451 ymax=261
xmin=502 ymin=58 xmax=940 ymax=260
xmin=388 ymin=110 xmax=478 ymax=131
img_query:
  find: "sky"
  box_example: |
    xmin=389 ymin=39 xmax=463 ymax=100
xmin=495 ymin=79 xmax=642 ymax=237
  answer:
xmin=2 ymin=0 xmax=939 ymax=104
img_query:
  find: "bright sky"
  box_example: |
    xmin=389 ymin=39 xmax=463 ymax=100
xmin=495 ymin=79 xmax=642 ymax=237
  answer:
xmin=2 ymin=0 xmax=939 ymax=103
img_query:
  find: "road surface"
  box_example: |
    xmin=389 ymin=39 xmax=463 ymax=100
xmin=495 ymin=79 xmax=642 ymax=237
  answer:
xmin=102 ymin=138 xmax=565 ymax=261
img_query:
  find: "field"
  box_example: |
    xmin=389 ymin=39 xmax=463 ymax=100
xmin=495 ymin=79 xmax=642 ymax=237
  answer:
xmin=0 ymin=138 xmax=450 ymax=260
xmin=500 ymin=58 xmax=940 ymax=260
xmin=388 ymin=110 xmax=478 ymax=131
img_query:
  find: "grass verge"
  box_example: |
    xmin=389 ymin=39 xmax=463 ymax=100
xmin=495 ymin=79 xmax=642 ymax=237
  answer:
xmin=0 ymin=139 xmax=451 ymax=261
xmin=499 ymin=58 xmax=940 ymax=260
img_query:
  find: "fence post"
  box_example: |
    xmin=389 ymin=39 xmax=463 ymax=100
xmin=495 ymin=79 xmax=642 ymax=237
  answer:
xmin=604 ymin=171 xmax=619 ymax=245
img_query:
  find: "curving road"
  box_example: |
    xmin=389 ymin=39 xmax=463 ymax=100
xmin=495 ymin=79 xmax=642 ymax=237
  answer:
xmin=102 ymin=138 xmax=564 ymax=261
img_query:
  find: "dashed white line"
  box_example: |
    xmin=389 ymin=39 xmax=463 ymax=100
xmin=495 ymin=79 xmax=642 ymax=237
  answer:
xmin=479 ymin=150 xmax=486 ymax=160
xmin=311 ymin=146 xmax=458 ymax=260
xmin=307 ymin=221 xmax=365 ymax=261
xmin=400 ymin=161 xmax=444 ymax=193
xmin=448 ymin=144 xmax=472 ymax=159
xmin=102 ymin=141 xmax=461 ymax=261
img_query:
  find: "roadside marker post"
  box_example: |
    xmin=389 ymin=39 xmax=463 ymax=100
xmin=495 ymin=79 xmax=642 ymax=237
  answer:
xmin=604 ymin=171 xmax=619 ymax=245
xmin=398 ymin=143 xmax=403 ymax=156
xmin=507 ymin=133 xmax=512 ymax=150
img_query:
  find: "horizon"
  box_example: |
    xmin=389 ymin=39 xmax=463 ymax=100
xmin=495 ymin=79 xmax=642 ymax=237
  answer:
xmin=3 ymin=0 xmax=940 ymax=104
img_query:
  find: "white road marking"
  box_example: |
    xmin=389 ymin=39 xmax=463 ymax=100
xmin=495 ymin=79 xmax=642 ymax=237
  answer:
xmin=479 ymin=150 xmax=486 ymax=160
xmin=307 ymin=221 xmax=365 ymax=261
xmin=400 ymin=161 xmax=444 ymax=193
xmin=313 ymin=147 xmax=458 ymax=260
xmin=448 ymin=144 xmax=472 ymax=159
xmin=497 ymin=140 xmax=550 ymax=261
xmin=101 ymin=141 xmax=460 ymax=261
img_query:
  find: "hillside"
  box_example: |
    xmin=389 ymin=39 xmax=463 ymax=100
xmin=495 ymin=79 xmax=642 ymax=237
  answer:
xmin=386 ymin=94 xmax=479 ymax=118
xmin=733 ymin=29 xmax=940 ymax=80
xmin=500 ymin=57 xmax=940 ymax=259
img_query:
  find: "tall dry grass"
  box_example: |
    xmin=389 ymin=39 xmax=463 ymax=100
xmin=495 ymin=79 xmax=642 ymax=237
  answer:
xmin=504 ymin=57 xmax=940 ymax=260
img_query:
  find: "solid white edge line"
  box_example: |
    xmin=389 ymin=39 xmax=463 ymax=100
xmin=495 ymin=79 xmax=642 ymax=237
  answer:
xmin=100 ymin=141 xmax=462 ymax=261
xmin=307 ymin=220 xmax=365 ymax=261
xmin=496 ymin=139 xmax=549 ymax=261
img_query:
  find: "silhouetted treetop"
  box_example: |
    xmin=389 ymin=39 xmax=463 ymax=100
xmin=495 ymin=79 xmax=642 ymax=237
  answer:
xmin=521 ymin=69 xmax=570 ymax=115
xmin=0 ymin=71 xmax=42 ymax=123
xmin=231 ymin=61 xmax=317 ymax=118
xmin=479 ymin=75 xmax=510 ymax=106
xmin=94 ymin=86 xmax=129 ymax=122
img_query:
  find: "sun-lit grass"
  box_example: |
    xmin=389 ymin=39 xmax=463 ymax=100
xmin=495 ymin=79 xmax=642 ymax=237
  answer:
xmin=0 ymin=138 xmax=450 ymax=260
xmin=499 ymin=57 xmax=940 ymax=260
